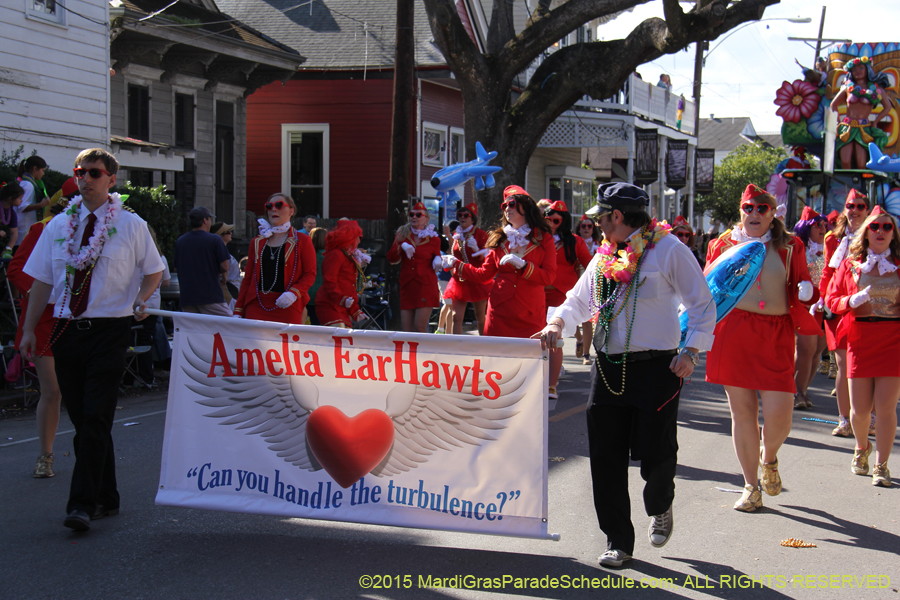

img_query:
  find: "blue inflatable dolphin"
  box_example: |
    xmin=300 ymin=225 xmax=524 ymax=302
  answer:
xmin=430 ymin=141 xmax=502 ymax=207
xmin=866 ymin=142 xmax=900 ymax=172
xmin=680 ymin=241 xmax=766 ymax=348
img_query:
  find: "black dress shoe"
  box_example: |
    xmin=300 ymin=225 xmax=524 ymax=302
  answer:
xmin=64 ymin=510 xmax=91 ymax=531
xmin=91 ymin=505 xmax=120 ymax=521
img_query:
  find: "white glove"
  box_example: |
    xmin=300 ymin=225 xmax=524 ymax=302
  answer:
xmin=500 ymin=254 xmax=526 ymax=269
xmin=471 ymin=248 xmax=490 ymax=258
xmin=232 ymin=314 xmax=243 ymax=319
xmin=401 ymin=242 xmax=415 ymax=259
xmin=442 ymin=255 xmax=459 ymax=269
xmin=343 ymin=296 xmax=354 ymax=308
xmin=849 ymin=285 xmax=872 ymax=308
xmin=466 ymin=236 xmax=479 ymax=251
xmin=275 ymin=292 xmax=297 ymax=309
xmin=432 ymin=255 xmax=443 ymax=271
xmin=798 ymin=280 xmax=813 ymax=302
xmin=354 ymin=313 xmax=369 ymax=323
xmin=453 ymin=232 xmax=464 ymax=242
xmin=809 ymin=299 xmax=824 ymax=316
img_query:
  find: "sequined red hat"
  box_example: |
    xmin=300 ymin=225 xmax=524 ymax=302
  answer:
xmin=458 ymin=202 xmax=478 ymax=218
xmin=503 ymin=185 xmax=529 ymax=200
xmin=799 ymin=205 xmax=821 ymax=221
xmin=741 ymin=184 xmax=770 ymax=202
xmin=546 ymin=200 xmax=568 ymax=212
xmin=870 ymin=205 xmax=886 ymax=217
xmin=846 ymin=188 xmax=869 ymax=207
xmin=409 ymin=201 xmax=428 ymax=213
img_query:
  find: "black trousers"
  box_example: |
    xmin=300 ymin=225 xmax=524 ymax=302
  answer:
xmin=53 ymin=317 xmax=130 ymax=514
xmin=586 ymin=353 xmax=681 ymax=555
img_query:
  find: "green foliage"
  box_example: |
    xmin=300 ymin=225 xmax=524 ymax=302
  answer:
xmin=119 ymin=182 xmax=183 ymax=264
xmin=0 ymin=145 xmax=70 ymax=195
xmin=696 ymin=142 xmax=789 ymax=226
xmin=781 ymin=120 xmax=817 ymax=146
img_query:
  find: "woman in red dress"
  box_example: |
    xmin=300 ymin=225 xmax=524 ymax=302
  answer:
xmin=234 ymin=193 xmax=316 ymax=324
xmin=316 ymin=219 xmax=370 ymax=328
xmin=821 ymin=189 xmax=871 ymax=437
xmin=543 ymin=200 xmax=592 ymax=398
xmin=445 ymin=185 xmax=557 ymax=339
xmin=825 ymin=207 xmax=899 ymax=487
xmin=792 ymin=206 xmax=829 ymax=409
xmin=575 ymin=214 xmax=601 ymax=363
xmin=705 ymin=184 xmax=820 ymax=512
xmin=386 ymin=202 xmax=442 ymax=333
xmin=443 ymin=203 xmax=491 ymax=335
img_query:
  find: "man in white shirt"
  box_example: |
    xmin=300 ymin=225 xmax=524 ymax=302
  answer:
xmin=537 ymin=183 xmax=715 ymax=568
xmin=20 ymin=148 xmax=164 ymax=532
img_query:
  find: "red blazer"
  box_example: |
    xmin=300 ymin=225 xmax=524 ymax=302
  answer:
xmin=386 ymin=232 xmax=441 ymax=288
xmin=317 ymin=249 xmax=364 ymax=322
xmin=707 ymin=231 xmax=820 ymax=336
xmin=456 ymin=231 xmax=557 ymax=337
xmin=8 ymin=221 xmax=44 ymax=295
xmin=819 ymin=231 xmax=842 ymax=299
xmin=451 ymin=227 xmax=489 ymax=266
xmin=546 ymin=235 xmax=593 ymax=306
xmin=234 ymin=229 xmax=317 ymax=316
xmin=826 ymin=256 xmax=900 ymax=316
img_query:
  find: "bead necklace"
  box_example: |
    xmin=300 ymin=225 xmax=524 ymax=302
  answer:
xmin=344 ymin=249 xmax=367 ymax=294
xmin=253 ymin=231 xmax=299 ymax=312
xmin=260 ymin=235 xmax=287 ymax=294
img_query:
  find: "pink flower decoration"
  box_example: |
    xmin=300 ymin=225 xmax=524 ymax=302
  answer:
xmin=774 ymin=80 xmax=820 ymax=123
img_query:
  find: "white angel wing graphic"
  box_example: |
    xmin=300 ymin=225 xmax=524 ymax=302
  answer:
xmin=370 ymin=363 xmax=530 ymax=477
xmin=181 ymin=337 xmax=322 ymax=471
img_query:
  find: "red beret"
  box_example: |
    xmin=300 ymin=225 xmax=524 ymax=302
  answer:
xmin=846 ymin=188 xmax=869 ymax=205
xmin=409 ymin=201 xmax=428 ymax=212
xmin=503 ymin=185 xmax=529 ymax=200
xmin=547 ymin=200 xmax=568 ymax=212
xmin=741 ymin=184 xmax=769 ymax=202
xmin=460 ymin=202 xmax=477 ymax=218
xmin=799 ymin=205 xmax=821 ymax=221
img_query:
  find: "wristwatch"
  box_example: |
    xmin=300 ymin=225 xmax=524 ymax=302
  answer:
xmin=680 ymin=349 xmax=700 ymax=366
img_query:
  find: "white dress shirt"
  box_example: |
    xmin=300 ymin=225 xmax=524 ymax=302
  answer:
xmin=24 ymin=199 xmax=164 ymax=319
xmin=553 ymin=231 xmax=716 ymax=354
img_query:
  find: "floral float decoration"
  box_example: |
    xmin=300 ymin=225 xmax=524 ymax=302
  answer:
xmin=775 ymin=80 xmax=828 ymax=149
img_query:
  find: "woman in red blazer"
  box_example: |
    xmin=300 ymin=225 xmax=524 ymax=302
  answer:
xmin=825 ymin=207 xmax=899 ymax=487
xmin=386 ymin=202 xmax=442 ymax=333
xmin=445 ymin=185 xmax=557 ymax=340
xmin=705 ymin=184 xmax=820 ymax=513
xmin=543 ymin=200 xmax=592 ymax=398
xmin=443 ymin=202 xmax=491 ymax=335
xmin=316 ymin=219 xmax=370 ymax=328
xmin=821 ymin=189 xmax=871 ymax=437
xmin=234 ymin=193 xmax=316 ymax=324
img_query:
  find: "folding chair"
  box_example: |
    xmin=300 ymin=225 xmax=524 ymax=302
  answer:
xmin=122 ymin=325 xmax=153 ymax=389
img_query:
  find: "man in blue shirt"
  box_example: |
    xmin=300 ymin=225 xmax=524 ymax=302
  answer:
xmin=174 ymin=206 xmax=231 ymax=316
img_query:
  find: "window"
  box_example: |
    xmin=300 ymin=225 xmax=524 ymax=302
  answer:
xmin=127 ymin=84 xmax=150 ymax=140
xmin=27 ymin=0 xmax=65 ymax=25
xmin=174 ymin=93 xmax=194 ymax=149
xmin=422 ymin=123 xmax=446 ymax=166
xmin=128 ymin=169 xmax=154 ymax=188
xmin=546 ymin=167 xmax=594 ymax=215
xmin=449 ymin=128 xmax=465 ymax=165
xmin=282 ymin=124 xmax=330 ymax=218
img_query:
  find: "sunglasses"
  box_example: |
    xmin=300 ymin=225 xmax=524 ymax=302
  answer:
xmin=265 ymin=200 xmax=287 ymax=210
xmin=580 ymin=222 xmax=594 ymax=229
xmin=545 ymin=216 xmax=562 ymax=225
xmin=867 ymin=222 xmax=894 ymax=233
xmin=456 ymin=212 xmax=472 ymax=220
xmin=408 ymin=211 xmax=427 ymax=219
xmin=675 ymin=232 xmax=692 ymax=239
xmin=845 ymin=202 xmax=868 ymax=211
xmin=73 ymin=167 xmax=111 ymax=179
xmin=500 ymin=198 xmax=518 ymax=211
xmin=740 ymin=203 xmax=772 ymax=215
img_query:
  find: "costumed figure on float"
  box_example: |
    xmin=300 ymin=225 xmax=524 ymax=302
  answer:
xmin=825 ymin=206 xmax=900 ymax=487
xmin=442 ymin=185 xmax=556 ymax=339
xmin=705 ymin=184 xmax=820 ymax=513
xmin=316 ymin=219 xmax=370 ymax=328
xmin=442 ymin=203 xmax=491 ymax=335
xmin=233 ymin=193 xmax=317 ymax=324
xmin=386 ymin=202 xmax=442 ymax=333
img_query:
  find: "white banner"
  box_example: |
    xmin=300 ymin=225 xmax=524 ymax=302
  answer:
xmin=155 ymin=312 xmax=551 ymax=539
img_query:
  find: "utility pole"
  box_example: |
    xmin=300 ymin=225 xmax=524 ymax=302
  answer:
xmin=386 ymin=0 xmax=414 ymax=328
xmin=813 ymin=6 xmax=826 ymax=64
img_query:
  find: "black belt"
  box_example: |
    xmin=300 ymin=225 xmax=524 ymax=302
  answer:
xmin=603 ymin=348 xmax=678 ymax=363
xmin=70 ymin=317 xmax=131 ymax=330
xmin=855 ymin=316 xmax=900 ymax=322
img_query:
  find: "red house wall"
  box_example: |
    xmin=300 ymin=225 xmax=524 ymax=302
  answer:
xmin=419 ymin=81 xmax=471 ymax=206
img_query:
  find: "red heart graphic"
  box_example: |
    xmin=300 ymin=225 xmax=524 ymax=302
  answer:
xmin=306 ymin=406 xmax=395 ymax=488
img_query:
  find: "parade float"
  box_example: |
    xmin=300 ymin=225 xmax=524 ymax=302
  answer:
xmin=774 ymin=42 xmax=900 ymax=221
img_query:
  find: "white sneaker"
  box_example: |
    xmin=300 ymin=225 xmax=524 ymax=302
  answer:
xmin=599 ymin=549 xmax=632 ymax=568
xmin=649 ymin=504 xmax=673 ymax=548
xmin=559 ymin=364 xmax=566 ymax=377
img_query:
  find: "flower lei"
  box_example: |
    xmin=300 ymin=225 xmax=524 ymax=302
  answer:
xmin=594 ymin=218 xmax=670 ymax=284
xmin=58 ymin=194 xmax=120 ymax=271
xmin=842 ymin=79 xmax=882 ymax=107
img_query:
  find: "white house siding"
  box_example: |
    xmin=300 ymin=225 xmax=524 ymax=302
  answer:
xmin=526 ymin=147 xmax=584 ymax=199
xmin=0 ymin=0 xmax=109 ymax=169
xmin=194 ymin=92 xmax=215 ymax=212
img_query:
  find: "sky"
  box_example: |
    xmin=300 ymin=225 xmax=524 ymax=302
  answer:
xmin=596 ymin=0 xmax=900 ymax=133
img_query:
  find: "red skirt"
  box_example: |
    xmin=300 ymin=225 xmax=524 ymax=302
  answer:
xmin=847 ymin=319 xmax=900 ymax=378
xmin=706 ymin=309 xmax=796 ymax=393
xmin=15 ymin=303 xmax=56 ymax=357
xmin=484 ymin=299 xmax=546 ymax=339
xmin=399 ymin=279 xmax=440 ymax=311
xmin=824 ymin=314 xmax=848 ymax=351
xmin=243 ymin=291 xmax=305 ymax=325
xmin=316 ymin=302 xmax=352 ymax=328
xmin=544 ymin=288 xmax=568 ymax=309
xmin=443 ymin=274 xmax=491 ymax=303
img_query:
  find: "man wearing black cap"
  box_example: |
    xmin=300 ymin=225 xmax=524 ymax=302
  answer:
xmin=536 ymin=182 xmax=715 ymax=568
xmin=174 ymin=206 xmax=232 ymax=316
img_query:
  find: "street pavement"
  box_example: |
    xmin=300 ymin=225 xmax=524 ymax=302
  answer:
xmin=1 ymin=349 xmax=898 ymax=600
